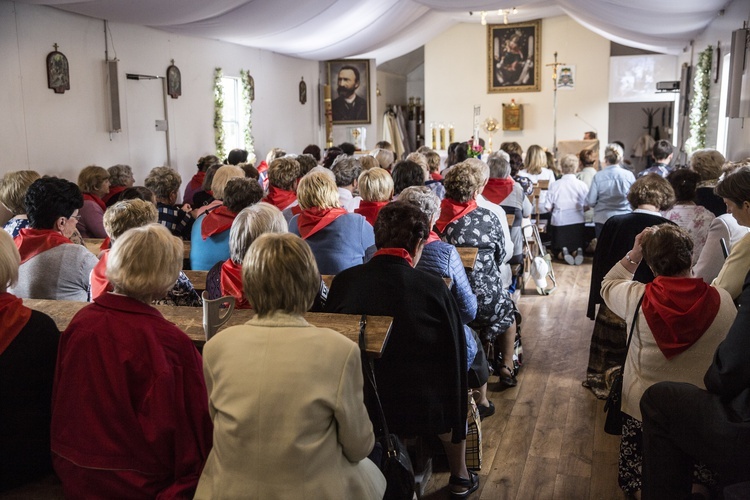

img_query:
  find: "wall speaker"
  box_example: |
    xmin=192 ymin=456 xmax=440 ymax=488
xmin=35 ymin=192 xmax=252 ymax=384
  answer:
xmin=727 ymin=28 xmax=748 ymax=118
xmin=107 ymin=60 xmax=121 ymax=132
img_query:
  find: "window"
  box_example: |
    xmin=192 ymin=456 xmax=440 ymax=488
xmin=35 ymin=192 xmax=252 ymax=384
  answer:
xmin=220 ymin=76 xmax=247 ymax=153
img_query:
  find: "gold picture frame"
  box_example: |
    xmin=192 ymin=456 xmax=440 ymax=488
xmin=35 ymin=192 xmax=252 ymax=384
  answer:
xmin=327 ymin=59 xmax=371 ymax=125
xmin=487 ymin=20 xmax=541 ymax=93
xmin=502 ymin=103 xmax=523 ymax=131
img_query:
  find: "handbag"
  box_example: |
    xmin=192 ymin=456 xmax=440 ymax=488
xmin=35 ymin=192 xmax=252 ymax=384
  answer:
xmin=466 ymin=394 xmax=482 ymax=471
xmin=603 ymin=295 xmax=644 ymax=435
xmin=358 ymin=315 xmax=415 ymax=500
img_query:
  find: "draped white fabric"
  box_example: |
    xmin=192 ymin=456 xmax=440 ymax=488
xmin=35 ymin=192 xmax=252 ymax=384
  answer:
xmin=16 ymin=0 xmax=731 ymax=61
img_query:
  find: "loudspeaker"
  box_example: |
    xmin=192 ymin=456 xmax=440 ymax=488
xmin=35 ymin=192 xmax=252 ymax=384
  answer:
xmin=107 ymin=60 xmax=121 ymax=132
xmin=727 ymin=28 xmax=748 ymax=118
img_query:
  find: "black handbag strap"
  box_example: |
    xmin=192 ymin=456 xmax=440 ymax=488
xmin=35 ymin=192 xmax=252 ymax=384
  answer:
xmin=358 ymin=314 xmax=396 ymax=457
xmin=620 ymin=295 xmax=645 ymax=377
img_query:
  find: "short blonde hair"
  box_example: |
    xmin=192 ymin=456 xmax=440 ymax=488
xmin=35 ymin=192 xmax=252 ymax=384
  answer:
xmin=0 ymin=230 xmax=20 ymax=291
xmin=360 ymin=155 xmax=379 ymax=171
xmin=268 ymin=157 xmax=301 ymax=190
xmin=372 ymin=148 xmax=395 ymax=170
xmin=424 ymin=151 xmax=441 ymax=173
xmin=524 ymin=145 xmax=547 ymax=175
xmin=444 ymin=161 xmax=484 ymax=202
xmin=211 ymin=165 xmax=244 ymax=200
xmin=107 ymin=224 xmax=182 ymax=303
xmin=242 ymin=233 xmax=319 ymax=317
xmin=103 ymin=199 xmax=158 ymax=241
xmin=266 ymin=147 xmax=286 ymax=165
xmin=144 ymin=166 xmax=182 ymax=199
xmin=690 ymin=149 xmax=726 ymax=181
xmin=229 ymin=202 xmax=288 ymax=263
xmin=0 ymin=170 xmax=40 ymax=214
xmin=77 ymin=165 xmax=110 ymax=194
xmin=296 ymin=170 xmax=340 ymax=210
xmin=358 ymin=168 xmax=394 ymax=202
xmin=559 ymin=154 xmax=579 ymax=174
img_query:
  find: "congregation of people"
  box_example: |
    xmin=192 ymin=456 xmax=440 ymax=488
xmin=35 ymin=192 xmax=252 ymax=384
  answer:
xmin=2 ymin=134 xmax=750 ymax=499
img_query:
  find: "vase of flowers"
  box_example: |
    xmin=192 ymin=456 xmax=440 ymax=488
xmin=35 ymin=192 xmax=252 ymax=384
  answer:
xmin=467 ymin=141 xmax=483 ymax=159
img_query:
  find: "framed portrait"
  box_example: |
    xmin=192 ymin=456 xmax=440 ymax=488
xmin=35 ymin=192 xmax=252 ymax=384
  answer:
xmin=47 ymin=49 xmax=70 ymax=94
xmin=487 ymin=20 xmax=541 ymax=93
xmin=327 ymin=59 xmax=370 ymax=125
xmin=166 ymin=63 xmax=181 ymax=99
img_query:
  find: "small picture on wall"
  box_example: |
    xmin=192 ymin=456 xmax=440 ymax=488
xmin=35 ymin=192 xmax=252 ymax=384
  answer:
xmin=327 ymin=59 xmax=370 ymax=124
xmin=47 ymin=48 xmax=70 ymax=94
xmin=487 ymin=20 xmax=541 ymax=93
xmin=557 ymin=65 xmax=576 ymax=90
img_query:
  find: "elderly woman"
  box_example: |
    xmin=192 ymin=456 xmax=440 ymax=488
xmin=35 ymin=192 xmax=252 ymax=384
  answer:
xmin=103 ymin=164 xmax=135 ymax=207
xmin=663 ymin=168 xmax=715 ymax=265
xmin=509 ymin=151 xmax=533 ymax=196
xmin=326 ymin=202 xmax=477 ymax=498
xmin=0 ymin=170 xmax=40 ymax=237
xmin=371 ymin=147 xmax=395 ymax=171
xmin=90 ymin=199 xmax=202 ymax=307
xmin=196 ymin=233 xmax=386 ymax=499
xmin=601 ymin=224 xmax=736 ymax=497
xmin=51 ymin=224 xmax=212 ymax=498
xmin=192 ymin=163 xmax=223 ymax=208
xmin=0 ymin=230 xmax=60 ymax=492
xmin=576 ymin=149 xmax=599 ymax=187
xmin=190 ymin=171 xmax=259 ymax=271
xmin=587 ymin=143 xmax=636 ymax=238
xmin=584 ymin=174 xmax=675 ymax=398
xmin=77 ymin=165 xmax=110 ymax=238
xmin=184 ymin=155 xmax=220 ymax=206
xmin=264 ymin=156 xmax=301 ymax=211
xmin=289 ymin=170 xmax=374 ymax=275
xmin=691 ymin=148 xmax=727 ymax=217
xmin=354 ymin=167 xmax=393 ymax=225
xmin=519 ymin=144 xmax=556 ymax=217
xmin=391 ymin=159 xmax=426 ymax=198
xmin=332 ymin=156 xmax=363 ymax=212
xmin=545 ymin=153 xmax=589 ymax=265
xmin=145 ymin=166 xmax=196 ymax=239
xmin=10 ymin=177 xmax=98 ymax=301
xmin=437 ymin=161 xmax=521 ymax=387
xmin=407 ymin=152 xmax=446 ymax=199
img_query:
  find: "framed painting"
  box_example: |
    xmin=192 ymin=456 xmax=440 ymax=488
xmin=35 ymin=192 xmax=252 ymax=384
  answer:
xmin=487 ymin=20 xmax=541 ymax=93
xmin=327 ymin=59 xmax=371 ymax=125
xmin=166 ymin=62 xmax=181 ymax=99
xmin=47 ymin=48 xmax=70 ymax=94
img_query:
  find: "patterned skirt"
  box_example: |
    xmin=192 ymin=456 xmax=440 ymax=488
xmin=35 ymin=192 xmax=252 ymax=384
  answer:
xmin=582 ymin=303 xmax=627 ymax=399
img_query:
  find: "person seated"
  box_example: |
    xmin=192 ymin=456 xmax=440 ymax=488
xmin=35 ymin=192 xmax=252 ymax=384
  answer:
xmin=184 ymin=154 xmax=220 ymax=206
xmin=509 ymin=151 xmax=533 ymax=196
xmin=601 ymin=224 xmax=735 ymax=498
xmin=638 ymin=140 xmax=673 ymax=178
xmin=10 ymin=177 xmax=98 ymax=301
xmin=90 ymin=199 xmax=202 ymax=306
xmin=104 ymin=164 xmax=135 ymax=207
xmin=359 ymin=154 xmax=379 ymax=171
xmin=322 ymin=147 xmax=343 ymax=169
xmin=302 ymin=144 xmax=321 ymax=162
xmin=690 ymin=149 xmax=727 ymax=217
xmin=51 ymin=224 xmax=212 ymax=498
xmin=391 ymin=160 xmax=425 ymax=200
xmin=374 ymin=140 xmax=393 ymax=152
xmin=264 ymin=156 xmax=301 ymax=212
xmin=325 ymin=202 xmax=478 ymax=498
xmin=145 ymin=166 xmax=197 ymax=240
xmin=121 ymin=185 xmax=157 ymax=204
xmin=662 ymin=168 xmax=715 ymax=265
xmin=295 ymin=153 xmax=318 ymax=178
xmin=355 ymin=168 xmax=393 ymax=226
xmin=197 ymin=233 xmax=385 ymax=498
xmin=371 ymin=148 xmax=395 ymax=171
xmin=545 ymin=154 xmax=589 ymax=265
xmin=332 ymin=155 xmax=363 ymax=212
xmin=407 ymin=152 xmax=446 ymax=199
xmin=425 ymin=150 xmax=443 ymax=181
xmin=339 ymin=141 xmax=357 ymax=156
xmin=289 ymin=171 xmax=374 ymax=275
xmin=486 ymin=151 xmax=531 ymax=265
xmin=576 ymin=149 xmax=599 ymax=188
xmin=192 ymin=163 xmax=223 ymax=208
xmin=77 ymin=165 xmax=110 ymax=238
xmin=225 ymin=148 xmax=248 ymax=165
xmin=0 ymin=170 xmax=40 ymax=238
xmin=0 ymin=230 xmax=59 ymax=492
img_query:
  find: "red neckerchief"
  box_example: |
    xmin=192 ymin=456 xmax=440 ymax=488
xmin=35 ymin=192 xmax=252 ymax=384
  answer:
xmin=430 ymin=172 xmax=443 ymax=181
xmin=15 ymin=228 xmax=72 ymax=264
xmin=373 ymin=247 xmax=413 ymax=266
xmin=435 ymin=199 xmax=478 ymax=233
xmin=291 ymin=204 xmax=302 ymax=215
xmin=265 ymin=185 xmax=297 ymax=211
xmin=220 ymin=259 xmax=251 ymax=309
xmin=90 ymin=249 xmax=114 ymax=300
xmin=297 ymin=207 xmax=348 ymax=239
xmin=354 ymin=200 xmax=388 ymax=226
xmin=482 ymin=178 xmax=515 ymax=204
xmin=642 ymin=276 xmax=721 ymax=359
xmin=256 ymin=161 xmax=268 ymax=173
xmin=0 ymin=292 xmax=32 ymax=356
xmin=189 ymin=171 xmax=206 ymax=192
xmin=100 ymin=237 xmax=111 ymax=251
xmin=427 ymin=231 xmax=441 ymax=244
xmin=101 ymin=185 xmax=126 ymax=204
xmin=83 ymin=193 xmax=106 ymax=211
xmin=201 ymin=206 xmax=236 ymax=240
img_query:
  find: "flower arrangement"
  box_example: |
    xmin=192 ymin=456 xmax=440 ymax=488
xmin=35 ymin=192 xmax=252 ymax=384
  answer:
xmin=213 ymin=67 xmax=225 ymax=160
xmin=467 ymin=141 xmax=483 ymax=158
xmin=686 ymin=46 xmax=712 ymax=154
xmin=239 ymin=69 xmax=255 ymax=162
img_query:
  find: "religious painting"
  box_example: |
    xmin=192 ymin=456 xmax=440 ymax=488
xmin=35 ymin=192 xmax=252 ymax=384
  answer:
xmin=299 ymin=77 xmax=307 ymax=105
xmin=502 ymin=102 xmax=523 ymax=131
xmin=487 ymin=20 xmax=541 ymax=93
xmin=47 ymin=48 xmax=70 ymax=94
xmin=557 ymin=65 xmax=576 ymax=90
xmin=166 ymin=62 xmax=181 ymax=99
xmin=327 ymin=59 xmax=371 ymax=125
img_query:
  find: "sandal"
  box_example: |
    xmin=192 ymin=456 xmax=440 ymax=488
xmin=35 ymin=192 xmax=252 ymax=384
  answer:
xmin=449 ymin=470 xmax=479 ymax=498
xmin=498 ymin=365 xmax=517 ymax=388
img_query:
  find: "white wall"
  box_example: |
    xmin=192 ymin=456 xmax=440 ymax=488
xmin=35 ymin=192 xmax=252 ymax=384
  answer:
xmin=0 ymin=2 xmax=320 ymax=194
xmin=424 ymin=16 xmax=610 ymax=153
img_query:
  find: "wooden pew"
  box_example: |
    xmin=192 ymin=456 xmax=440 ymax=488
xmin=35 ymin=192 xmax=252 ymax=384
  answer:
xmin=184 ymin=270 xmax=207 ymax=292
xmin=24 ymin=299 xmax=392 ymax=357
xmin=456 ymin=246 xmax=478 ymax=270
xmin=322 ymin=275 xmax=451 ymax=289
xmin=506 ymin=213 xmax=515 ymax=226
xmin=84 ymin=238 xmax=191 ymax=260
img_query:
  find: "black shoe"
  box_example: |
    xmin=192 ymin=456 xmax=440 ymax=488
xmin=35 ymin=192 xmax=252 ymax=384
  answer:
xmin=449 ymin=470 xmax=479 ymax=499
xmin=477 ymin=401 xmax=495 ymax=420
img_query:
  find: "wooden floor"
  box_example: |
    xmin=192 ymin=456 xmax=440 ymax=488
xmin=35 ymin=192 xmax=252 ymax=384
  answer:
xmin=423 ymin=258 xmax=626 ymax=500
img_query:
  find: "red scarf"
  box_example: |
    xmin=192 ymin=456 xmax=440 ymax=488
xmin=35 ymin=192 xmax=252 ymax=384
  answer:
xmin=430 ymin=172 xmax=443 ymax=181
xmin=15 ymin=228 xmax=71 ymax=264
xmin=101 ymin=185 xmax=126 ymax=204
xmin=220 ymin=259 xmax=251 ymax=309
xmin=90 ymin=249 xmax=114 ymax=300
xmin=0 ymin=293 xmax=32 ymax=356
xmin=100 ymin=237 xmax=111 ymax=251
xmin=297 ymin=207 xmax=348 ymax=239
xmin=354 ymin=200 xmax=388 ymax=226
xmin=256 ymin=160 xmax=268 ymax=174
xmin=291 ymin=204 xmax=302 ymax=216
xmin=482 ymin=178 xmax=515 ymax=204
xmin=189 ymin=171 xmax=206 ymax=192
xmin=373 ymin=247 xmax=413 ymax=266
xmin=201 ymin=206 xmax=236 ymax=240
xmin=642 ymin=276 xmax=721 ymax=359
xmin=427 ymin=231 xmax=441 ymax=244
xmin=435 ymin=199 xmax=478 ymax=233
xmin=83 ymin=193 xmax=106 ymax=211
xmin=265 ymin=185 xmax=297 ymax=211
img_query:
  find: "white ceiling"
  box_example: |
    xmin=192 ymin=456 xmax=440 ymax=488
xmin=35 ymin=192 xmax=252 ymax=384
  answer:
xmin=17 ymin=0 xmax=732 ymax=63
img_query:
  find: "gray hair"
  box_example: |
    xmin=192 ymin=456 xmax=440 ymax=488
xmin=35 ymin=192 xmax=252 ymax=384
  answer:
xmin=108 ymin=164 xmax=133 ymax=187
xmin=486 ymin=151 xmax=511 ymax=178
xmin=144 ymin=166 xmax=181 ymax=200
xmin=331 ymin=156 xmax=362 ymax=187
xmin=229 ymin=202 xmax=288 ymax=264
xmin=398 ymin=185 xmax=441 ymax=226
xmin=559 ymin=154 xmax=579 ymax=174
xmin=604 ymin=143 xmax=624 ymax=165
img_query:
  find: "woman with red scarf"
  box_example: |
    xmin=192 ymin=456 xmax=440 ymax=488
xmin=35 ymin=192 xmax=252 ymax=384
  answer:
xmin=184 ymin=155 xmax=220 ymax=206
xmin=600 ymin=224 xmax=737 ymax=498
xmin=354 ymin=167 xmax=393 ymax=225
xmin=77 ymin=165 xmax=110 ymax=238
xmin=0 ymin=230 xmax=60 ymax=492
xmin=289 ymin=171 xmax=374 ymax=275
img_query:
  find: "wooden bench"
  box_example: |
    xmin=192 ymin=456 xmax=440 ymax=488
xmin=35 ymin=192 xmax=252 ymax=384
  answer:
xmin=506 ymin=213 xmax=515 ymax=226
xmin=24 ymin=299 xmax=392 ymax=357
xmin=84 ymin=238 xmax=191 ymax=260
xmin=322 ymin=275 xmax=451 ymax=290
xmin=184 ymin=270 xmax=207 ymax=291
xmin=456 ymin=247 xmax=478 ymax=270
